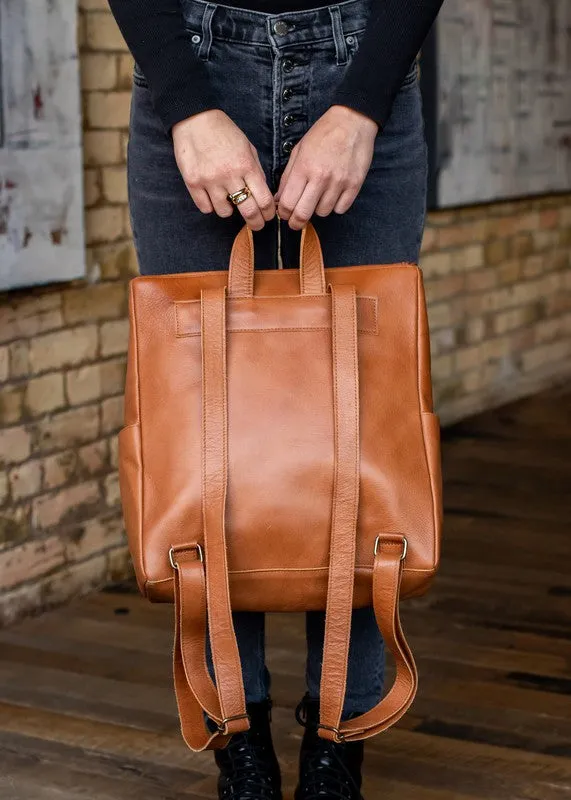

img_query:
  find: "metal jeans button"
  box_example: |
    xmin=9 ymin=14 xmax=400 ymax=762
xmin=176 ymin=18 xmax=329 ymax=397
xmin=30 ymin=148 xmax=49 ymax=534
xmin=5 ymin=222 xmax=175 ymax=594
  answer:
xmin=282 ymin=87 xmax=294 ymax=101
xmin=282 ymin=59 xmax=295 ymax=72
xmin=273 ymin=20 xmax=290 ymax=36
xmin=284 ymin=113 xmax=295 ymax=126
xmin=282 ymin=140 xmax=295 ymax=154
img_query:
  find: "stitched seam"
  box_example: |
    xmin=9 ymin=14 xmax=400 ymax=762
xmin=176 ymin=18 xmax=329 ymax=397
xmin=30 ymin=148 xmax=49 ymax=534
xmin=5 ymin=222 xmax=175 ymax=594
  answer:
xmin=340 ymin=542 xmax=408 ymax=739
xmin=201 ymin=293 xmax=209 ymax=641
xmin=201 ymin=294 xmax=224 ymax=708
xmin=327 ymin=287 xmax=343 ymax=713
xmin=130 ymin=283 xmax=146 ymax=588
xmin=220 ymin=290 xmax=243 ymax=694
xmin=342 ymin=288 xmax=360 ymax=711
xmin=146 ymin=564 xmax=435 ymax=585
xmin=340 ymin=290 xmax=359 ymax=709
xmin=300 ymin=228 xmax=306 ymax=293
xmin=329 ymin=5 xmax=348 ymax=65
xmin=201 ymin=295 xmax=218 ymax=706
xmin=422 ymin=411 xmax=440 ymax=570
xmin=383 ymin=548 xmax=414 ymax=719
xmin=320 ymin=287 xmax=359 ymax=724
xmin=175 ymin=294 xmax=378 ymax=304
xmin=321 ymin=287 xmax=341 ymax=710
xmin=248 ymin=230 xmax=254 ymax=295
xmin=176 ymin=326 xmax=377 ymax=336
xmin=199 ymin=560 xmax=219 ymax=719
xmin=174 ymin=302 xmax=180 ymax=335
xmin=189 ymin=32 xmax=366 ymax=46
xmin=200 ymin=31 xmax=366 ymax=47
xmin=392 ymin=555 xmax=416 ymax=708
xmin=416 ymin=269 xmax=438 ymax=572
xmin=202 ymin=290 xmax=243 ymax=718
xmin=201 ymin=294 xmax=229 ymax=716
xmin=201 ymin=3 xmax=215 ymax=61
xmin=135 ymin=264 xmax=417 ymax=283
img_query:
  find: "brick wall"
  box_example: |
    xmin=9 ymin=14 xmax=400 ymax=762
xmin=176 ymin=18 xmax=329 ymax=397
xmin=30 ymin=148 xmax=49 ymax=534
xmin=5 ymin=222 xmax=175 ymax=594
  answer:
xmin=0 ymin=0 xmax=137 ymax=625
xmin=0 ymin=2 xmax=570 ymax=624
xmin=424 ymin=196 xmax=571 ymax=421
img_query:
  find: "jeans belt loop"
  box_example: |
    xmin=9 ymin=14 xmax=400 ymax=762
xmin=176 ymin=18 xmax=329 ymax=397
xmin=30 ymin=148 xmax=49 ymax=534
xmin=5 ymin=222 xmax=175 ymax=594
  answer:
xmin=199 ymin=3 xmax=217 ymax=61
xmin=328 ymin=5 xmax=348 ymax=66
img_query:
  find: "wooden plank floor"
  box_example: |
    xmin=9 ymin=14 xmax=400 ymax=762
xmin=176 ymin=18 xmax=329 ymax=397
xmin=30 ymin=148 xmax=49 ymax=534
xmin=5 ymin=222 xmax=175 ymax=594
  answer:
xmin=1 ymin=381 xmax=571 ymax=799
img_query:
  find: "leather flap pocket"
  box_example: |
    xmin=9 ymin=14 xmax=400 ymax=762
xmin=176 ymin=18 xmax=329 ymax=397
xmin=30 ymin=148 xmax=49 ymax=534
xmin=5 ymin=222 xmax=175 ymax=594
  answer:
xmin=174 ymin=295 xmax=378 ymax=337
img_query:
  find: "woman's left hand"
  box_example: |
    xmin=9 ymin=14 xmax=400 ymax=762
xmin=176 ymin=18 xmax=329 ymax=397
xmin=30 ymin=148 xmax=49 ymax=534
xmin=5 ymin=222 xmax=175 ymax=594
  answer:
xmin=274 ymin=105 xmax=378 ymax=229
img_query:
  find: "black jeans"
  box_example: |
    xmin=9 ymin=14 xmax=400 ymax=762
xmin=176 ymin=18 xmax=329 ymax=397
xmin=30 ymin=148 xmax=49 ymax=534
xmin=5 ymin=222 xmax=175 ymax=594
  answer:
xmin=128 ymin=0 xmax=428 ymax=716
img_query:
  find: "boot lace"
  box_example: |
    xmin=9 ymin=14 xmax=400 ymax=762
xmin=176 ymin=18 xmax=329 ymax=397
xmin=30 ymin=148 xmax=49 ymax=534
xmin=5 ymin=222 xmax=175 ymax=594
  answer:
xmin=298 ymin=744 xmax=361 ymax=800
xmin=295 ymin=701 xmax=362 ymax=800
xmin=219 ymin=733 xmax=278 ymax=800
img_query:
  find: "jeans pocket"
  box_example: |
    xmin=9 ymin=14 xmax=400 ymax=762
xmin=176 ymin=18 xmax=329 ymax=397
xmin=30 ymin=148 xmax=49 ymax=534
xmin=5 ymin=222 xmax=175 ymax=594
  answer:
xmin=133 ymin=30 xmax=204 ymax=86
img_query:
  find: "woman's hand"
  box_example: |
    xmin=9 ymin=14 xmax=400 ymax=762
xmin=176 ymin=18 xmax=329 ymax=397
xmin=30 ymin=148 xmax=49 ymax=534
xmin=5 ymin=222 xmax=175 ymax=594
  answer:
xmin=172 ymin=109 xmax=276 ymax=230
xmin=274 ymin=105 xmax=378 ymax=229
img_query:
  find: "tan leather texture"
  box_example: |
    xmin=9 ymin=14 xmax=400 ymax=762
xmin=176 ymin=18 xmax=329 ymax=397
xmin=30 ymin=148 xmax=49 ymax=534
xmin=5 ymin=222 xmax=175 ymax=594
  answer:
xmin=118 ymin=221 xmax=443 ymax=751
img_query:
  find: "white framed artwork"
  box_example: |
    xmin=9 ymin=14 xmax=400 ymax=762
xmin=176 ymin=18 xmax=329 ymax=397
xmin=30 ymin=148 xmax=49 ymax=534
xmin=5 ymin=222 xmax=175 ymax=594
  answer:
xmin=0 ymin=0 xmax=85 ymax=291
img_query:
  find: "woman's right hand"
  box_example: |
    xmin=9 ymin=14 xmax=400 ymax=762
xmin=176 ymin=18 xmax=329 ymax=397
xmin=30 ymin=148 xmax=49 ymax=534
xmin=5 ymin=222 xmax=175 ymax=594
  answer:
xmin=172 ymin=109 xmax=276 ymax=230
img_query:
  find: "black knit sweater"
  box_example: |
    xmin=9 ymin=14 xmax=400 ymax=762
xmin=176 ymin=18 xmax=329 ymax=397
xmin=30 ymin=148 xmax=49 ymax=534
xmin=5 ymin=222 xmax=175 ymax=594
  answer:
xmin=108 ymin=0 xmax=444 ymax=133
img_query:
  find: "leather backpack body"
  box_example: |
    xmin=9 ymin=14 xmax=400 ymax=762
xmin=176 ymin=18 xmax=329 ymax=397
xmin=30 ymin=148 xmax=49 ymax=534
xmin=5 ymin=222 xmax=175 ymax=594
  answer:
xmin=118 ymin=221 xmax=443 ymax=752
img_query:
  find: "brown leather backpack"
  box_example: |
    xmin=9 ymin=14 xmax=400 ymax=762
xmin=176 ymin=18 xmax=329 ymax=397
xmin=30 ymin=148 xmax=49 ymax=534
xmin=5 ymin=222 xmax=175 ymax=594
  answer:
xmin=118 ymin=221 xmax=442 ymax=752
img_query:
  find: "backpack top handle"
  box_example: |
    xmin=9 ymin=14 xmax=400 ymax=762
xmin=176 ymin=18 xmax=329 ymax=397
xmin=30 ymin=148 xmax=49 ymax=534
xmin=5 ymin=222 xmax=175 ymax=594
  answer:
xmin=228 ymin=221 xmax=326 ymax=297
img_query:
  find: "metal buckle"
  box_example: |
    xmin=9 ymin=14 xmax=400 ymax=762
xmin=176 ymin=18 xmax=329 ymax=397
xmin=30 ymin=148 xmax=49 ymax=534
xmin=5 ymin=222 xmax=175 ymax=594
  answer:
xmin=169 ymin=543 xmax=204 ymax=570
xmin=373 ymin=535 xmax=407 ymax=562
xmin=215 ymin=713 xmax=251 ymax=734
xmin=318 ymin=724 xmax=346 ymax=743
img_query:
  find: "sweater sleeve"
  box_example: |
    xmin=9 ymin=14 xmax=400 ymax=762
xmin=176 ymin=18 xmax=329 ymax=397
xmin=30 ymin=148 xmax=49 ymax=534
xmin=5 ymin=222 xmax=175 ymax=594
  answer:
xmin=107 ymin=0 xmax=219 ymax=133
xmin=330 ymin=0 xmax=445 ymax=130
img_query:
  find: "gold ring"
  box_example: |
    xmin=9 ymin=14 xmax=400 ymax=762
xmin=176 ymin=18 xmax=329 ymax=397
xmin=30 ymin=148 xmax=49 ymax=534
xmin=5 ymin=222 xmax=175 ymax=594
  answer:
xmin=227 ymin=185 xmax=251 ymax=206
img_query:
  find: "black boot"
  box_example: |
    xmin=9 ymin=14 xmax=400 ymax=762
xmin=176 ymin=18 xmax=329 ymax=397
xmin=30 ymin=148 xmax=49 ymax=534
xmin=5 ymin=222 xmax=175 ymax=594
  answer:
xmin=294 ymin=694 xmax=364 ymax=800
xmin=214 ymin=698 xmax=282 ymax=800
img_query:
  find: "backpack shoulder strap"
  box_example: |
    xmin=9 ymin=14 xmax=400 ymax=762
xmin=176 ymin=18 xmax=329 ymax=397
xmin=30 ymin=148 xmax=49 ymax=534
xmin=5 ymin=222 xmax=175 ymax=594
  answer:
xmin=318 ymin=284 xmax=418 ymax=742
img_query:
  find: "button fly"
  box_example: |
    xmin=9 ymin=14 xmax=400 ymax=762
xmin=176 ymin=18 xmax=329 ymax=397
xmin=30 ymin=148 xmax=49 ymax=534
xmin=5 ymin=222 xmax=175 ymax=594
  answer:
xmin=282 ymin=59 xmax=295 ymax=72
xmin=273 ymin=20 xmax=290 ymax=36
xmin=283 ymin=113 xmax=295 ymax=126
xmin=282 ymin=140 xmax=295 ymax=154
xmin=282 ymin=87 xmax=294 ymax=101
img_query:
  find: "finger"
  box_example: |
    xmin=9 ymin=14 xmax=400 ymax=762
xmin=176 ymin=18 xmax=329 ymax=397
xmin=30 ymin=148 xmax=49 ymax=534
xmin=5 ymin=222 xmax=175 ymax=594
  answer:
xmin=187 ymin=186 xmax=214 ymax=214
xmin=314 ymin=181 xmax=343 ymax=217
xmin=249 ymin=144 xmax=276 ymax=220
xmin=244 ymin=166 xmax=276 ymax=223
xmin=207 ymin=184 xmax=236 ymax=218
xmin=277 ymin=169 xmax=308 ymax=222
xmin=287 ymin=180 xmax=325 ymax=230
xmin=334 ymin=185 xmax=360 ymax=215
xmin=274 ymin=147 xmax=299 ymax=203
xmin=226 ymin=180 xmax=266 ymax=231
xmin=250 ymin=144 xmax=269 ymax=184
